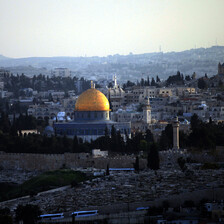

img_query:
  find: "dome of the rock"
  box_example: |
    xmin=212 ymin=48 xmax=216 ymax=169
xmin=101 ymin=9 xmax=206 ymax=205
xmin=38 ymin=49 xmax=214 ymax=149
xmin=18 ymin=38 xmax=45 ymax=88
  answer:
xmin=75 ymin=88 xmax=110 ymax=111
xmin=53 ymin=83 xmax=130 ymax=142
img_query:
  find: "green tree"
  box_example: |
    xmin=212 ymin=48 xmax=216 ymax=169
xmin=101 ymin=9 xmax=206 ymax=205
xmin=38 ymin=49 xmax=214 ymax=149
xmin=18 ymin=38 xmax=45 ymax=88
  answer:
xmin=110 ymin=125 xmax=117 ymax=151
xmin=147 ymin=76 xmax=150 ymax=86
xmin=185 ymin=75 xmax=191 ymax=81
xmin=140 ymin=78 xmax=145 ymax=86
xmin=139 ymin=140 xmax=148 ymax=152
xmin=134 ymin=156 xmax=140 ymax=173
xmin=0 ymin=208 xmax=12 ymax=224
xmin=218 ymin=80 xmax=223 ymax=87
xmin=151 ymin=77 xmax=156 ymax=86
xmin=145 ymin=129 xmax=154 ymax=143
xmin=179 ymin=130 xmax=188 ymax=148
xmin=10 ymin=114 xmax=17 ymax=136
xmin=62 ymin=135 xmax=70 ymax=151
xmin=183 ymin=200 xmax=195 ymax=208
xmin=177 ymin=157 xmax=187 ymax=172
xmin=0 ymin=215 xmax=12 ymax=224
xmin=103 ymin=127 xmax=110 ymax=151
xmin=162 ymin=200 xmax=170 ymax=211
xmin=198 ymin=78 xmax=207 ymax=89
xmin=158 ymin=124 xmax=173 ymax=150
xmin=108 ymin=82 xmax=113 ymax=88
xmin=190 ymin=114 xmax=201 ymax=130
xmin=106 ymin=164 xmax=110 ymax=175
xmin=72 ymin=136 xmax=79 ymax=152
xmin=0 ymin=112 xmax=11 ymax=133
xmin=15 ymin=204 xmax=41 ymax=224
xmin=166 ymin=71 xmax=184 ymax=85
xmin=116 ymin=130 xmax=125 ymax=152
xmin=147 ymin=143 xmax=160 ymax=171
xmin=131 ymin=132 xmax=144 ymax=152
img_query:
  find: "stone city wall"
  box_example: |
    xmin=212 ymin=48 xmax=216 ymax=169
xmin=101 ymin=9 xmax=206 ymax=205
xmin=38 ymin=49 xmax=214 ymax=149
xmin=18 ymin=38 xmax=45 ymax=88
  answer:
xmin=0 ymin=150 xmax=221 ymax=172
xmin=159 ymin=149 xmax=223 ymax=164
xmin=0 ymin=152 xmax=147 ymax=171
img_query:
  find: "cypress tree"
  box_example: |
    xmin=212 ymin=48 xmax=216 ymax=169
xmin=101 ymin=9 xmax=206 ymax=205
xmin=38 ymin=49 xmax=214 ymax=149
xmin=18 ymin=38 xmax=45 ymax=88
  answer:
xmin=134 ymin=156 xmax=140 ymax=173
xmin=72 ymin=136 xmax=79 ymax=152
xmin=147 ymin=143 xmax=160 ymax=171
xmin=106 ymin=164 xmax=110 ymax=175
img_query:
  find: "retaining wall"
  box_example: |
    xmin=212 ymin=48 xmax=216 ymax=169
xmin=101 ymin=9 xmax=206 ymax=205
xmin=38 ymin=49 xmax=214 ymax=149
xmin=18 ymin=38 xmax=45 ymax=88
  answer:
xmin=0 ymin=152 xmax=147 ymax=171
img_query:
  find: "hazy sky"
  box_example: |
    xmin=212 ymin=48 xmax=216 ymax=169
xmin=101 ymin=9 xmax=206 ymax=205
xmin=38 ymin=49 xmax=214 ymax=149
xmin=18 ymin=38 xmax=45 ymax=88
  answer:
xmin=0 ymin=0 xmax=224 ymax=58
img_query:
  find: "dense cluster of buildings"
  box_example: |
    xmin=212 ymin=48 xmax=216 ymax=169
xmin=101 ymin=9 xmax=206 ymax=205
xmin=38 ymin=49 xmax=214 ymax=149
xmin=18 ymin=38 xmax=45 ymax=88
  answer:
xmin=1 ymin=63 xmax=224 ymax=141
xmin=31 ymin=72 xmax=224 ymax=140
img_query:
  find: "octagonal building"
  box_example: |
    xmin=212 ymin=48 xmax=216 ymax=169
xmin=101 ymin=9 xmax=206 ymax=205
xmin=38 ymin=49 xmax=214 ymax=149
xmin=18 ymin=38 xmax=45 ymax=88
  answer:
xmin=53 ymin=83 xmax=131 ymax=141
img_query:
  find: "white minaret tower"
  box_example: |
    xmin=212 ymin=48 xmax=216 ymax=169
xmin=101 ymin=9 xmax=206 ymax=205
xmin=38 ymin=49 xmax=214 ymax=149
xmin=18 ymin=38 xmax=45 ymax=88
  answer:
xmin=114 ymin=74 xmax=118 ymax=88
xmin=172 ymin=116 xmax=180 ymax=150
xmin=143 ymin=97 xmax=151 ymax=124
xmin=90 ymin=80 xmax=95 ymax=89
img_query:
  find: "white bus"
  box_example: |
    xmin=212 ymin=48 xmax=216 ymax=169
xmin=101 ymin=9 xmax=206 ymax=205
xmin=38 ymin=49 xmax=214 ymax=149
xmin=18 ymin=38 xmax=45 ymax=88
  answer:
xmin=39 ymin=213 xmax=64 ymax=220
xmin=71 ymin=210 xmax=98 ymax=217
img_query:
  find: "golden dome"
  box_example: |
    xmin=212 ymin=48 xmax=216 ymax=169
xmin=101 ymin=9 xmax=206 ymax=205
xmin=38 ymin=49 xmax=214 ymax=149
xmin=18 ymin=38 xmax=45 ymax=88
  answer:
xmin=75 ymin=88 xmax=110 ymax=111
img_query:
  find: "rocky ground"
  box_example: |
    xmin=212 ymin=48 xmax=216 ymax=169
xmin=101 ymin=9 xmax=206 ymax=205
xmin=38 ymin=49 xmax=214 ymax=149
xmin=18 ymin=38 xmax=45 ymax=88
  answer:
xmin=0 ymin=169 xmax=41 ymax=184
xmin=0 ymin=167 xmax=224 ymax=214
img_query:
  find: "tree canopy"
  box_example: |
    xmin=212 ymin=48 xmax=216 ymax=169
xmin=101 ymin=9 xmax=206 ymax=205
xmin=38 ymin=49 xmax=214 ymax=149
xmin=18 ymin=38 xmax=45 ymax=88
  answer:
xmin=15 ymin=204 xmax=41 ymax=224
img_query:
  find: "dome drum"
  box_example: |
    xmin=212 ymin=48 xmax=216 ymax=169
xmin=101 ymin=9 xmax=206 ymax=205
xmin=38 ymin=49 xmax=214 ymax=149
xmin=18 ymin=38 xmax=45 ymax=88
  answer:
xmin=74 ymin=111 xmax=110 ymax=121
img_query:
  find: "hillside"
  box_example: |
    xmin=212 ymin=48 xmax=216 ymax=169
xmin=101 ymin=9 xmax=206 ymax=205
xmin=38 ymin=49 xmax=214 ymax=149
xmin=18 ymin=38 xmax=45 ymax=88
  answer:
xmin=1 ymin=46 xmax=224 ymax=81
xmin=0 ymin=169 xmax=88 ymax=202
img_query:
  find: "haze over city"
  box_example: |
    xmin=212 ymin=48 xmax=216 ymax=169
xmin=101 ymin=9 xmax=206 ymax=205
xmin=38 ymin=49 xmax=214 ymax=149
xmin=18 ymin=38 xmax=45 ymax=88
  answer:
xmin=0 ymin=0 xmax=224 ymax=58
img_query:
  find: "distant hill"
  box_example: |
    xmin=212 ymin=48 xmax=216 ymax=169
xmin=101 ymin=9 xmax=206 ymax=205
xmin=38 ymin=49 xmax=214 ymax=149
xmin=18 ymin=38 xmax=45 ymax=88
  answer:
xmin=0 ymin=55 xmax=10 ymax=60
xmin=0 ymin=65 xmax=51 ymax=77
xmin=0 ymin=46 xmax=224 ymax=80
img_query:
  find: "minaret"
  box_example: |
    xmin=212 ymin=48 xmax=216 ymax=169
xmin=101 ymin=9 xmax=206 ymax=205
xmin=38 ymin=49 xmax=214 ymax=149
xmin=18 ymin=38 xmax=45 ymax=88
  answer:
xmin=114 ymin=74 xmax=118 ymax=88
xmin=91 ymin=80 xmax=95 ymax=89
xmin=143 ymin=97 xmax=151 ymax=124
xmin=172 ymin=116 xmax=180 ymax=150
